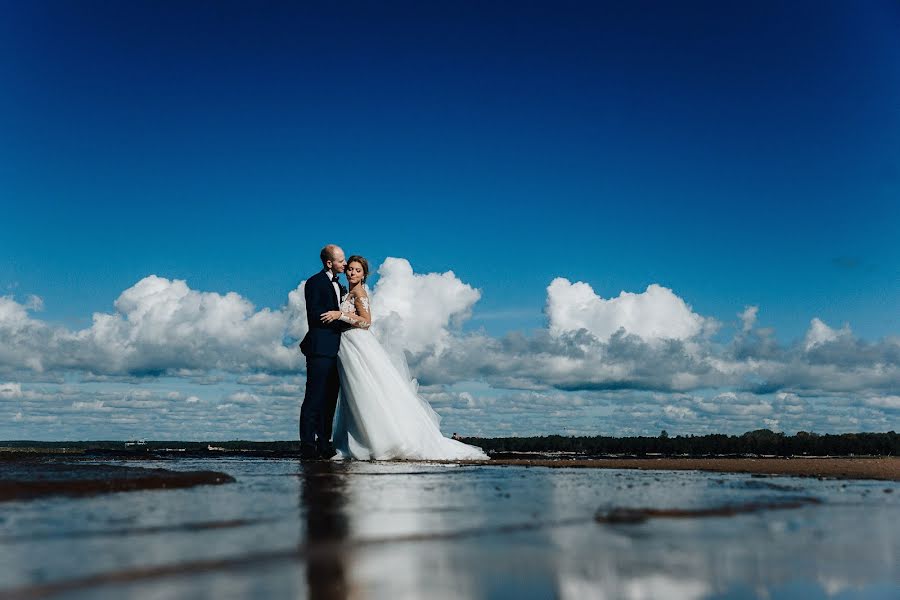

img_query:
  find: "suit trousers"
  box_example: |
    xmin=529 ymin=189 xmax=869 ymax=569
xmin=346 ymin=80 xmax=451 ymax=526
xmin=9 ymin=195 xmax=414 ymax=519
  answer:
xmin=300 ymin=355 xmax=340 ymax=448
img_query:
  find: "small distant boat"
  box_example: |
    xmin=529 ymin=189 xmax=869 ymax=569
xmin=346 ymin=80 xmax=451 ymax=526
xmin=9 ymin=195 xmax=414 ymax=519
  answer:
xmin=125 ymin=439 xmax=146 ymax=447
xmin=207 ymin=445 xmax=226 ymax=451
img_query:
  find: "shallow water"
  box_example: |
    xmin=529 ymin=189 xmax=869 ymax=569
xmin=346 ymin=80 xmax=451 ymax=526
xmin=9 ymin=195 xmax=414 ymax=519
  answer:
xmin=0 ymin=458 xmax=898 ymax=599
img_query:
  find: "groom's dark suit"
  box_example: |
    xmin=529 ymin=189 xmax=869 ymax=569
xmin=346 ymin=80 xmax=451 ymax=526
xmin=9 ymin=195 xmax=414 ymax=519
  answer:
xmin=299 ymin=269 xmax=349 ymax=457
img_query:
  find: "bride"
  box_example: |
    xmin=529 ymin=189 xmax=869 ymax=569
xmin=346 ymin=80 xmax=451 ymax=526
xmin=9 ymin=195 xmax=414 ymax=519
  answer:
xmin=319 ymin=255 xmax=489 ymax=461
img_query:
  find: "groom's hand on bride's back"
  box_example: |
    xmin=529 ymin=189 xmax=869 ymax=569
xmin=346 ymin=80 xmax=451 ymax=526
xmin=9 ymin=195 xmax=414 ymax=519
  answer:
xmin=321 ymin=310 xmax=341 ymax=323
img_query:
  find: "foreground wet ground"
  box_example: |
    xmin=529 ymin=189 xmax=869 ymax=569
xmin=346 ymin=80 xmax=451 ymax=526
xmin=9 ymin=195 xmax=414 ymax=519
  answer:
xmin=1 ymin=458 xmax=898 ymax=599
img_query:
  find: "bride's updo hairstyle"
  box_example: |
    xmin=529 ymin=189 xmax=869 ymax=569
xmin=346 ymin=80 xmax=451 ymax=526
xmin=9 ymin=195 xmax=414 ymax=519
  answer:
xmin=347 ymin=255 xmax=369 ymax=283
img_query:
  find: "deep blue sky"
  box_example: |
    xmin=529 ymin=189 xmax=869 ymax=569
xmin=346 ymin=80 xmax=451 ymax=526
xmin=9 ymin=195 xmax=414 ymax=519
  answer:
xmin=2 ymin=0 xmax=898 ymax=340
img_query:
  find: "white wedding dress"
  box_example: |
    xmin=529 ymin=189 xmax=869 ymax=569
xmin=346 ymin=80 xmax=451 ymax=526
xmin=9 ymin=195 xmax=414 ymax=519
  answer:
xmin=332 ymin=292 xmax=489 ymax=461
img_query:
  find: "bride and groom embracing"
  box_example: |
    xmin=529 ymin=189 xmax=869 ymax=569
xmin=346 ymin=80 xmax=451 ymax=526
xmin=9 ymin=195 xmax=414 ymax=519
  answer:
xmin=298 ymin=244 xmax=489 ymax=462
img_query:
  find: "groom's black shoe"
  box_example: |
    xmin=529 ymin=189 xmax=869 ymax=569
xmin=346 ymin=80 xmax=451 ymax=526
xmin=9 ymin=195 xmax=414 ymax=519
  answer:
xmin=299 ymin=443 xmax=319 ymax=460
xmin=317 ymin=442 xmax=337 ymax=460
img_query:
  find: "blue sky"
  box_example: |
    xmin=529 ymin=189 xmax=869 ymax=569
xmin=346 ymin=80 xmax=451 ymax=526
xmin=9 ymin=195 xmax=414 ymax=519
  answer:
xmin=1 ymin=1 xmax=898 ymax=440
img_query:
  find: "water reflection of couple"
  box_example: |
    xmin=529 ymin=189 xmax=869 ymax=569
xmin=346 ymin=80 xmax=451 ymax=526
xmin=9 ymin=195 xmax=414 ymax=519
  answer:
xmin=300 ymin=462 xmax=350 ymax=599
xmin=299 ymin=461 xmax=471 ymax=599
xmin=298 ymin=244 xmax=488 ymax=462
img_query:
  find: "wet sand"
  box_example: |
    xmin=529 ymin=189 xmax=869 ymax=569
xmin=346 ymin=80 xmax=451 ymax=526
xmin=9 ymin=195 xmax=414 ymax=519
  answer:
xmin=476 ymin=456 xmax=900 ymax=481
xmin=0 ymin=458 xmax=897 ymax=599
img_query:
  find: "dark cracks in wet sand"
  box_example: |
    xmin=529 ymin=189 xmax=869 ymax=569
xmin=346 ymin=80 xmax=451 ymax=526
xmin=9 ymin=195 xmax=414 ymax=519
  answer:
xmin=0 ymin=461 xmax=235 ymax=502
xmin=595 ymin=497 xmax=822 ymax=524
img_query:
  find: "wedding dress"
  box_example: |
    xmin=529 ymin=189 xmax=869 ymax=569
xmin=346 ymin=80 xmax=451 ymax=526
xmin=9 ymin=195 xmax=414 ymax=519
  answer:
xmin=332 ymin=291 xmax=489 ymax=461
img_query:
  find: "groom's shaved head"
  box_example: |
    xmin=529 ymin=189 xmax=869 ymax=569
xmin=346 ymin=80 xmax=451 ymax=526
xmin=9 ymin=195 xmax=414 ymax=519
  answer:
xmin=320 ymin=244 xmax=346 ymax=272
xmin=320 ymin=244 xmax=339 ymax=264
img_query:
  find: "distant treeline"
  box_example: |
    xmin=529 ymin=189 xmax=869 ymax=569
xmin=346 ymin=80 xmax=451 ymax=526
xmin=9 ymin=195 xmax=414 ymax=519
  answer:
xmin=1 ymin=430 xmax=898 ymax=457
xmin=460 ymin=430 xmax=900 ymax=457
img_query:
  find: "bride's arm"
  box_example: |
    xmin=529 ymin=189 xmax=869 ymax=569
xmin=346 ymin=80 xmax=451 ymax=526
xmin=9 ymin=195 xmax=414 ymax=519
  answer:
xmin=349 ymin=293 xmax=371 ymax=328
xmin=320 ymin=293 xmax=371 ymax=329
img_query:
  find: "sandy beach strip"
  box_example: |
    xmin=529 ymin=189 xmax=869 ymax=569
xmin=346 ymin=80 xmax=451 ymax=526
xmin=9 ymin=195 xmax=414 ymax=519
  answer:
xmin=477 ymin=457 xmax=900 ymax=481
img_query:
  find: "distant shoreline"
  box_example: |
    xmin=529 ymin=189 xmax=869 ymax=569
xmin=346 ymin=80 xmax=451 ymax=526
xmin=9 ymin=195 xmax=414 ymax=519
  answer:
xmin=2 ymin=429 xmax=897 ymax=458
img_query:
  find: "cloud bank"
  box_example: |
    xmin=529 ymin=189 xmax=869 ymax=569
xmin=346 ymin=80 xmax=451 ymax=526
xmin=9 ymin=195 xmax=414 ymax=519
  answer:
xmin=1 ymin=258 xmax=897 ymax=438
xmin=2 ymin=276 xmax=297 ymax=375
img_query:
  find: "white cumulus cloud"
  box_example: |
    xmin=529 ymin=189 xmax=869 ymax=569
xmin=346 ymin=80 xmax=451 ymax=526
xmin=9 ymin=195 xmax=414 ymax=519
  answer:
xmin=82 ymin=275 xmax=298 ymax=374
xmin=739 ymin=306 xmax=758 ymax=333
xmin=1 ymin=278 xmax=299 ymax=376
xmin=804 ymin=318 xmax=851 ymax=351
xmin=546 ymin=279 xmax=715 ymax=342
xmin=369 ymin=257 xmax=481 ymax=355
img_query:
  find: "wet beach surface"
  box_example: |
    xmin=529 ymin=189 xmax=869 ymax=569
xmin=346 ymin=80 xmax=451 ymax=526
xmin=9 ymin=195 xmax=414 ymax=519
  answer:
xmin=482 ymin=456 xmax=900 ymax=481
xmin=0 ymin=456 xmax=898 ymax=599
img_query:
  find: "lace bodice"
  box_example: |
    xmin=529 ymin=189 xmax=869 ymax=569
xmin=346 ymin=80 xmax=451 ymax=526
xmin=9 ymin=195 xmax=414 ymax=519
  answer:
xmin=340 ymin=294 xmax=368 ymax=314
xmin=339 ymin=292 xmax=371 ymax=329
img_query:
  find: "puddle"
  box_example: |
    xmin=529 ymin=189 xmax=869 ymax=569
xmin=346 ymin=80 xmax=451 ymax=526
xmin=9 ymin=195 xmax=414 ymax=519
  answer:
xmin=0 ymin=458 xmax=897 ymax=599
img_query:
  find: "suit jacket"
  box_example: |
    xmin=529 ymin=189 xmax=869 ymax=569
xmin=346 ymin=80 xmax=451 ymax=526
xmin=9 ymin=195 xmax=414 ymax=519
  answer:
xmin=299 ymin=270 xmax=350 ymax=357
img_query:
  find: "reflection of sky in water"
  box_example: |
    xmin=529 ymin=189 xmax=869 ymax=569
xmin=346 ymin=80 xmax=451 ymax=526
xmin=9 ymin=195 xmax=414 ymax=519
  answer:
xmin=0 ymin=459 xmax=897 ymax=598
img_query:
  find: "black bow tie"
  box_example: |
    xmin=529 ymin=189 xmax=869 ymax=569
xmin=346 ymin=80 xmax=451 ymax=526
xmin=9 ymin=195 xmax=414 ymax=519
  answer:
xmin=331 ymin=274 xmax=340 ymax=283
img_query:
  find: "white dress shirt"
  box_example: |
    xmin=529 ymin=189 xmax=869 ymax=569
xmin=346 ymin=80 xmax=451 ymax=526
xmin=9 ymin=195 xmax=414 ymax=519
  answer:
xmin=324 ymin=269 xmax=341 ymax=304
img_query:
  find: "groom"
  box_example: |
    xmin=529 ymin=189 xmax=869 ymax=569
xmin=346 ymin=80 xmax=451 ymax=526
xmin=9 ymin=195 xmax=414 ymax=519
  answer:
xmin=299 ymin=244 xmax=350 ymax=459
